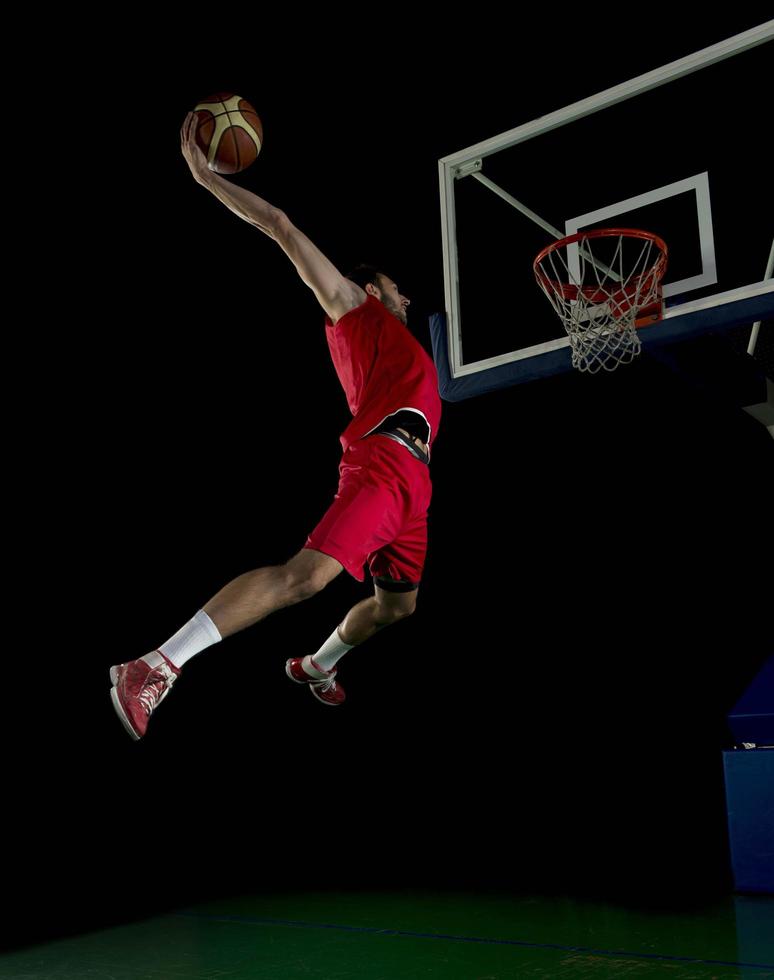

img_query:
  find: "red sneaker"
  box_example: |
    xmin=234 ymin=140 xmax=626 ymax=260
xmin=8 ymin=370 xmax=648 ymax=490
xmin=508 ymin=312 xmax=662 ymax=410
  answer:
xmin=285 ymin=657 xmax=346 ymax=706
xmin=109 ymin=652 xmax=181 ymax=740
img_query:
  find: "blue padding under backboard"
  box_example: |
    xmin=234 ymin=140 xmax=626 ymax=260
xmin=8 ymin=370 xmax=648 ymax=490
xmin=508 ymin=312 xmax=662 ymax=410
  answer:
xmin=728 ymin=656 xmax=774 ymax=747
xmin=723 ymin=748 xmax=774 ymax=894
xmin=429 ymin=289 xmax=774 ymax=402
xmin=428 ymin=311 xmax=571 ymax=400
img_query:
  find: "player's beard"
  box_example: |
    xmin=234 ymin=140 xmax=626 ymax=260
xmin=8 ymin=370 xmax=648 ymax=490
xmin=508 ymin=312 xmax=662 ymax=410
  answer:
xmin=381 ymin=293 xmax=407 ymax=324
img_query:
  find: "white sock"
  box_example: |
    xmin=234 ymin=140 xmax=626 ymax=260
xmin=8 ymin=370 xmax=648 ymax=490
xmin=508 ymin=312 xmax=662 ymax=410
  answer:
xmin=149 ymin=610 xmax=222 ymax=670
xmin=305 ymin=626 xmax=354 ymax=673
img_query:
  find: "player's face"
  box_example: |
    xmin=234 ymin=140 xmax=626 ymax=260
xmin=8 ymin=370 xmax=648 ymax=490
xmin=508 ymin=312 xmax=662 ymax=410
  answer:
xmin=377 ymin=275 xmax=410 ymax=324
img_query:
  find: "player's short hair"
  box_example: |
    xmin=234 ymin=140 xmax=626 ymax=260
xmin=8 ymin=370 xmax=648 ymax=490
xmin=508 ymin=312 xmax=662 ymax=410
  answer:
xmin=345 ymin=264 xmax=386 ymax=290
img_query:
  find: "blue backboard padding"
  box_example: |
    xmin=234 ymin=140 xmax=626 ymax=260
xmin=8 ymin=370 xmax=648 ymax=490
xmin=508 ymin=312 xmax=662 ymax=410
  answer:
xmin=645 ymin=291 xmax=774 ymax=346
xmin=723 ymin=748 xmax=774 ymax=894
xmin=428 ymin=311 xmax=570 ymax=400
xmin=728 ymin=656 xmax=774 ymax=746
xmin=429 ymin=290 xmax=774 ymax=402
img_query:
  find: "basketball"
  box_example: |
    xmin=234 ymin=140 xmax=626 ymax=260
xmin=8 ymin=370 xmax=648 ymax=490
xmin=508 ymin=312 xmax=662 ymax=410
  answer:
xmin=192 ymin=93 xmax=263 ymax=175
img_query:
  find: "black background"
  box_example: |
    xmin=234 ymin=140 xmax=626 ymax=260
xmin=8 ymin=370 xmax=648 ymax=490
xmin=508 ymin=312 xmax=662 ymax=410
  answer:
xmin=8 ymin=11 xmax=772 ymax=951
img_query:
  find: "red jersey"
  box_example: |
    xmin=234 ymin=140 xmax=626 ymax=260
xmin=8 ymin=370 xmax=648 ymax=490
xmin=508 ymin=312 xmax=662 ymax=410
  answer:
xmin=324 ymin=295 xmax=442 ymax=458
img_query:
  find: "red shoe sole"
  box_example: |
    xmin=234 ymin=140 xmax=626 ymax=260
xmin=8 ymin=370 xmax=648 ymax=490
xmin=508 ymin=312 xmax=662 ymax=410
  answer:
xmin=110 ymin=685 xmax=141 ymax=741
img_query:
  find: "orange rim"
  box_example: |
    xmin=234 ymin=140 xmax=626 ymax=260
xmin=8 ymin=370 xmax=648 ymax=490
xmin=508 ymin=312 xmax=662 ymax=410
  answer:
xmin=533 ymin=227 xmax=668 ymax=293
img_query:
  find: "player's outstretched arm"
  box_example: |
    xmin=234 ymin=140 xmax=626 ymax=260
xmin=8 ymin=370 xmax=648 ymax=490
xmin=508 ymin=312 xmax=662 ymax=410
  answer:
xmin=180 ymin=113 xmax=365 ymax=323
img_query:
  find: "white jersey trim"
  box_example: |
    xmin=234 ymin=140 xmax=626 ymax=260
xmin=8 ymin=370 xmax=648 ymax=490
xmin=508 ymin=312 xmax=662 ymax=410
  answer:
xmin=362 ymin=407 xmax=433 ymax=459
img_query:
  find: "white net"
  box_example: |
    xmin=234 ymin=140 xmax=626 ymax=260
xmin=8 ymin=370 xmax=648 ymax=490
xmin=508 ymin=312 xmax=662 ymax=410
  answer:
xmin=534 ymin=230 xmax=667 ymax=373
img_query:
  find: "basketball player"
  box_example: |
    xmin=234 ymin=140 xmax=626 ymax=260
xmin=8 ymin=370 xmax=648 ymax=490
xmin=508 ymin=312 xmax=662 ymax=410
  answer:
xmin=109 ymin=112 xmax=442 ymax=739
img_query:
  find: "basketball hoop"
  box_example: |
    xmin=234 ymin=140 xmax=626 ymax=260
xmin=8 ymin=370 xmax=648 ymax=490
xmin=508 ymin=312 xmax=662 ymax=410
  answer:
xmin=534 ymin=228 xmax=668 ymax=373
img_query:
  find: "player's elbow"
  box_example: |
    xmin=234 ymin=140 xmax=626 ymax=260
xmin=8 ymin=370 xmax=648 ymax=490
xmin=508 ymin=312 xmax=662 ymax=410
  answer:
xmin=269 ymin=207 xmax=294 ymax=243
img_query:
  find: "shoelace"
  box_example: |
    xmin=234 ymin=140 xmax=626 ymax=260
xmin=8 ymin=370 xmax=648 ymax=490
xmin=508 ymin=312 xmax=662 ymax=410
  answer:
xmin=314 ymin=672 xmax=337 ymax=694
xmin=137 ymin=667 xmax=175 ymax=716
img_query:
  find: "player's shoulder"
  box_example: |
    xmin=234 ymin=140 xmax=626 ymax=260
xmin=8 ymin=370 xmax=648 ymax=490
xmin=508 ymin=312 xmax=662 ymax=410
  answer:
xmin=327 ymin=282 xmax=369 ymax=325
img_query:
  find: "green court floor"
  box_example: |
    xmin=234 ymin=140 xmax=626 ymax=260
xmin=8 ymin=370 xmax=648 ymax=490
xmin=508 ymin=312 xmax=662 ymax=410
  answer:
xmin=3 ymin=890 xmax=773 ymax=978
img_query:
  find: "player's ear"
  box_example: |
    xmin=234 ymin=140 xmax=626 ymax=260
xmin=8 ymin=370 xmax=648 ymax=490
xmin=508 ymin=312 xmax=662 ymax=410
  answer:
xmin=365 ymin=281 xmax=381 ymax=297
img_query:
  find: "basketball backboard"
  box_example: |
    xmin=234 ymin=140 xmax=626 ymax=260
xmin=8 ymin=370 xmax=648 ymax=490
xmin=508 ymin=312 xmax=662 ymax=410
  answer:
xmin=432 ymin=23 xmax=774 ymax=400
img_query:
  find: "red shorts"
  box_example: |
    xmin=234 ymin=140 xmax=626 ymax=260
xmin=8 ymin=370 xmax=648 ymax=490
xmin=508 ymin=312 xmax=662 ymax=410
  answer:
xmin=304 ymin=435 xmax=433 ymax=584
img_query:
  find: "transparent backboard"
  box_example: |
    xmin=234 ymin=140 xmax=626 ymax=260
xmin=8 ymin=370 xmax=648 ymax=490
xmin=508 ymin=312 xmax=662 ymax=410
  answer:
xmin=435 ymin=23 xmax=774 ymax=396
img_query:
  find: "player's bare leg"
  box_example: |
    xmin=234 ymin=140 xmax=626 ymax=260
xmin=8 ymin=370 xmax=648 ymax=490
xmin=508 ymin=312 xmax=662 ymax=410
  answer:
xmin=110 ymin=549 xmax=343 ymax=738
xmin=203 ymin=548 xmax=344 ymax=638
xmin=338 ymin=584 xmax=418 ymax=645
xmin=286 ymin=584 xmax=419 ymax=705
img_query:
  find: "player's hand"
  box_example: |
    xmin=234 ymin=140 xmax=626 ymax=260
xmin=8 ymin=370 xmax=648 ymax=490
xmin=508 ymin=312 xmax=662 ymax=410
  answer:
xmin=180 ymin=112 xmax=212 ymax=186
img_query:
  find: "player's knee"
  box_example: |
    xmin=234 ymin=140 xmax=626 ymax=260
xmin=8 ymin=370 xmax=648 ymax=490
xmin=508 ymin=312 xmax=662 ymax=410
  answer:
xmin=376 ymin=595 xmax=418 ymax=622
xmin=282 ymin=551 xmax=337 ymax=602
xmin=284 ymin=567 xmax=326 ymax=602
